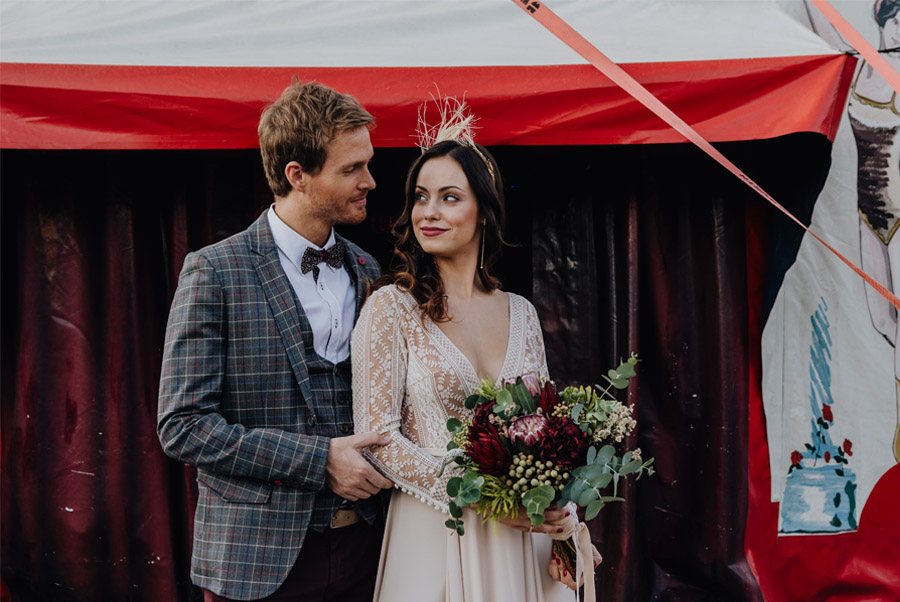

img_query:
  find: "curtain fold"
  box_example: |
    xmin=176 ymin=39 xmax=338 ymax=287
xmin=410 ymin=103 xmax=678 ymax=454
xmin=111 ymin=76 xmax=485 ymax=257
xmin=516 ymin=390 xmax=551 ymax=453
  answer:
xmin=2 ymin=138 xmax=828 ymax=600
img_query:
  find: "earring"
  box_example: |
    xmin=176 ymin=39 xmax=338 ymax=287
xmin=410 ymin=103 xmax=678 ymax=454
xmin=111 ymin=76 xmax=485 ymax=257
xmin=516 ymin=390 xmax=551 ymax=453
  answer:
xmin=479 ymin=219 xmax=487 ymax=271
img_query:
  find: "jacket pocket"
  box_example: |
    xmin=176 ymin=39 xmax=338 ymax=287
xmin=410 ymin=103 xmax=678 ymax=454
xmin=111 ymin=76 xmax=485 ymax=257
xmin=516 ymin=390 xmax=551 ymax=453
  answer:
xmin=197 ymin=470 xmax=272 ymax=504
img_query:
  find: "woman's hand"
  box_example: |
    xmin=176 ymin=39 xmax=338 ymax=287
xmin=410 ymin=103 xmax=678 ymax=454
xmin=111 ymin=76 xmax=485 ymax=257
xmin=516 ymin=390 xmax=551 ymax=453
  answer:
xmin=548 ymin=544 xmax=603 ymax=590
xmin=497 ymin=506 xmax=572 ymax=536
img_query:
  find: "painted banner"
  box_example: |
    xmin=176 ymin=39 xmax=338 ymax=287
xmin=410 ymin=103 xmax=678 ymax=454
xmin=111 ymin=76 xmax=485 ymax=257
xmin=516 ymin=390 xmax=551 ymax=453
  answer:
xmin=753 ymin=1 xmax=900 ymax=599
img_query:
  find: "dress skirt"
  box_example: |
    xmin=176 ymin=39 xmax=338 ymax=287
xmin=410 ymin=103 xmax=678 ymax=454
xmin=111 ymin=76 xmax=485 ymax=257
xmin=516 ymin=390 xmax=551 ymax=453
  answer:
xmin=374 ymin=490 xmax=573 ymax=602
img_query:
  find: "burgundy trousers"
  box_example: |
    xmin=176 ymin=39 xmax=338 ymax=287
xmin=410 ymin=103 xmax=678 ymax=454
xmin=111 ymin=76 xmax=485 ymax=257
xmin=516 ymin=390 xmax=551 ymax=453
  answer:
xmin=203 ymin=520 xmax=383 ymax=602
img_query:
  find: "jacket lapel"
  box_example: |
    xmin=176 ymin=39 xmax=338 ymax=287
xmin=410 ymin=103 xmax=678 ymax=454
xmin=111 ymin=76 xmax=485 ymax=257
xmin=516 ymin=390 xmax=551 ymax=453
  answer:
xmin=248 ymin=211 xmax=316 ymax=408
xmin=337 ymin=233 xmax=370 ymax=324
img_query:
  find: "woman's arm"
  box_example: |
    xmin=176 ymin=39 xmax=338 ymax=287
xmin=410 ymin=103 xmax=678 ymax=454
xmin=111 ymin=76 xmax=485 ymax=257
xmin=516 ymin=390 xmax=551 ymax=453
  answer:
xmin=352 ymin=287 xmax=453 ymax=513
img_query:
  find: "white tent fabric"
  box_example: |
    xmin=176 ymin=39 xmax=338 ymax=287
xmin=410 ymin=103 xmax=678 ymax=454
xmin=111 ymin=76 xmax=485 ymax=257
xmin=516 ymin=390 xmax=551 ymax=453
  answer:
xmin=1 ymin=0 xmax=838 ymax=67
xmin=0 ymin=0 xmax=854 ymax=149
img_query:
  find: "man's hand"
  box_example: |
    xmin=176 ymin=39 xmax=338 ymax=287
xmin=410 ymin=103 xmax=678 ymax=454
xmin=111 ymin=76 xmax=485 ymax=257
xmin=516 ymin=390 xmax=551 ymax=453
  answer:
xmin=325 ymin=431 xmax=394 ymax=501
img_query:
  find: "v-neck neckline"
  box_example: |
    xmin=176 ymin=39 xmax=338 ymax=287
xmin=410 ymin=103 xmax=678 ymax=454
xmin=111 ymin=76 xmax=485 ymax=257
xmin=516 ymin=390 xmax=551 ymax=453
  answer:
xmin=429 ymin=292 xmax=516 ymax=388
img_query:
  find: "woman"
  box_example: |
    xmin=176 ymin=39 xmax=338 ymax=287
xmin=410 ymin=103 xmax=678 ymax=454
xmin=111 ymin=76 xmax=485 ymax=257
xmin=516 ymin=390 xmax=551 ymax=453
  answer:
xmin=351 ymin=102 xmax=598 ymax=601
xmin=847 ymin=0 xmax=900 ymax=460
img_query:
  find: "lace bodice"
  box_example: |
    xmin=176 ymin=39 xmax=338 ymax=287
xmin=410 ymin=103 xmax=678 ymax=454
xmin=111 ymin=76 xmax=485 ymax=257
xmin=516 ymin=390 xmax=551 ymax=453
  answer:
xmin=352 ymin=285 xmax=550 ymax=513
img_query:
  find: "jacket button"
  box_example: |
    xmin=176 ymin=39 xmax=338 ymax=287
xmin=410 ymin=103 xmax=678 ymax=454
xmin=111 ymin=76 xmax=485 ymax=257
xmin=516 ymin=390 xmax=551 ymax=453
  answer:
xmin=340 ymin=424 xmax=351 ymax=434
xmin=307 ymin=416 xmax=317 ymax=427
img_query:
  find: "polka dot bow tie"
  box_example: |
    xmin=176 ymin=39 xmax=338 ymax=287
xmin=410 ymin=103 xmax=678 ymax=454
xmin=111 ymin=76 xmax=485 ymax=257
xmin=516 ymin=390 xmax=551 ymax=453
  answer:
xmin=300 ymin=242 xmax=345 ymax=282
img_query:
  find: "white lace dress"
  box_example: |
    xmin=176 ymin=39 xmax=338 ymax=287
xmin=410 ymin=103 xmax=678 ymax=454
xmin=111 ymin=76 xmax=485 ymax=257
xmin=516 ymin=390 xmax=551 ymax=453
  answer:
xmin=352 ymin=285 xmax=573 ymax=602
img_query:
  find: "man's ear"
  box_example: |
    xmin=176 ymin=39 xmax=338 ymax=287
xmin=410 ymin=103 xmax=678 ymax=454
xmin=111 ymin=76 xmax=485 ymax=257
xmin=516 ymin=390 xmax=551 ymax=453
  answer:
xmin=284 ymin=161 xmax=307 ymax=192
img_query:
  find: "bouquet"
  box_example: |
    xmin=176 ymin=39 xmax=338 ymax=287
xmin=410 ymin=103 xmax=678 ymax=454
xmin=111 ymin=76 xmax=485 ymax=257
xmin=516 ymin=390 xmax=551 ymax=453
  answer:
xmin=442 ymin=354 xmax=654 ymax=578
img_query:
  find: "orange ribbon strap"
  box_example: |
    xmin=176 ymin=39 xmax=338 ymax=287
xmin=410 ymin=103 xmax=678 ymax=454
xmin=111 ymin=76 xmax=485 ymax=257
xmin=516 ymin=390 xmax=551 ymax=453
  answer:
xmin=511 ymin=0 xmax=900 ymax=310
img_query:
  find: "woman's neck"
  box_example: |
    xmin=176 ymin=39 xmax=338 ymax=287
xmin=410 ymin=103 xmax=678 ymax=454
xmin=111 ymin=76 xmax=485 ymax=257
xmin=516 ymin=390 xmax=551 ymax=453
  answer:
xmin=435 ymin=254 xmax=482 ymax=300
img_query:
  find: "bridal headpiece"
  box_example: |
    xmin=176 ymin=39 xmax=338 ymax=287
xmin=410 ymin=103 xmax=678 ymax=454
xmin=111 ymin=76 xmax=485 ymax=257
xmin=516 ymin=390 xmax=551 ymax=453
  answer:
xmin=415 ymin=96 xmax=496 ymax=184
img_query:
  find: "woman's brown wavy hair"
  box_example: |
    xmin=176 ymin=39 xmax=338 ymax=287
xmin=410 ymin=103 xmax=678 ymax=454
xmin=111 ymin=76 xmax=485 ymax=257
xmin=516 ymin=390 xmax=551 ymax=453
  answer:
xmin=377 ymin=140 xmax=507 ymax=322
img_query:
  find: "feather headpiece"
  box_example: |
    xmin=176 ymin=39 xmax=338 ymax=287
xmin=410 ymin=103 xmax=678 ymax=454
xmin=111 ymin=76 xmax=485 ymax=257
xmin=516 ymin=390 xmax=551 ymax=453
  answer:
xmin=415 ymin=96 xmax=496 ymax=184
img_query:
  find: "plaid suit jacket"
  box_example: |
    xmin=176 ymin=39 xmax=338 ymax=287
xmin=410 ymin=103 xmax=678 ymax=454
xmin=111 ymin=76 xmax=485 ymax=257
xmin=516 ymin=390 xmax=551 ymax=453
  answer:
xmin=157 ymin=210 xmax=381 ymax=600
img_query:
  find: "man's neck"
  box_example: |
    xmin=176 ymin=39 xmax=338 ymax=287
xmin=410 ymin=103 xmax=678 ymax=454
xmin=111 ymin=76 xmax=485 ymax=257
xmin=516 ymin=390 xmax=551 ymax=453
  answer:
xmin=273 ymin=197 xmax=332 ymax=247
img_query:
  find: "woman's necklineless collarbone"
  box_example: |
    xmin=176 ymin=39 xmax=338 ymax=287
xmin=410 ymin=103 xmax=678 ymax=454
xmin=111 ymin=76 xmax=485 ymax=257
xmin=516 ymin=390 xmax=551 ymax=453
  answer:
xmin=437 ymin=291 xmax=511 ymax=383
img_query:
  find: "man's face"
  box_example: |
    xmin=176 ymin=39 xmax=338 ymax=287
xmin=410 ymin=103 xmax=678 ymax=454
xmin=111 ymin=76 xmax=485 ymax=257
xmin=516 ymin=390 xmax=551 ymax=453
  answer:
xmin=303 ymin=126 xmax=376 ymax=227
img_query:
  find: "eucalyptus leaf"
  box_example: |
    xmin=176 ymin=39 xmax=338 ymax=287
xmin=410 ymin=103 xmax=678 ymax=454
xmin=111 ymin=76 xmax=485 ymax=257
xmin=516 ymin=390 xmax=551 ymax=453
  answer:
xmin=578 ymin=488 xmax=599 ymax=507
xmin=446 ymin=417 xmax=463 ymax=433
xmin=595 ymin=445 xmax=616 ymax=467
xmin=617 ymin=360 xmax=636 ymax=379
xmin=620 ymin=458 xmax=644 ymax=474
xmin=464 ymin=394 xmax=482 ymax=410
xmin=570 ymin=403 xmax=584 ymax=422
xmin=586 ymin=446 xmax=598 ymax=465
xmin=522 ymin=485 xmax=555 ymax=525
xmin=512 ymin=381 xmax=536 ymax=413
xmin=448 ymin=501 xmax=463 ymax=518
xmin=585 ymin=500 xmax=606 ymax=521
xmin=447 ymin=477 xmax=462 ymax=497
xmin=493 ymin=388 xmax=516 ymax=416
xmin=598 ymin=496 xmax=625 ymax=503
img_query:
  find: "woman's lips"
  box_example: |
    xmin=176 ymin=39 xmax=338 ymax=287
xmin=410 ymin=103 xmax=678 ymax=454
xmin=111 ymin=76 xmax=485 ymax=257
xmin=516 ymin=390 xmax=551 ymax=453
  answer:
xmin=420 ymin=227 xmax=447 ymax=237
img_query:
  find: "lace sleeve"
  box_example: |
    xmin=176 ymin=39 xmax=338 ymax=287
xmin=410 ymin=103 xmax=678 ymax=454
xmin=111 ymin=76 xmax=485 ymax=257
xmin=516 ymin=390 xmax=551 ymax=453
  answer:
xmin=352 ymin=287 xmax=451 ymax=513
xmin=523 ymin=299 xmax=550 ymax=381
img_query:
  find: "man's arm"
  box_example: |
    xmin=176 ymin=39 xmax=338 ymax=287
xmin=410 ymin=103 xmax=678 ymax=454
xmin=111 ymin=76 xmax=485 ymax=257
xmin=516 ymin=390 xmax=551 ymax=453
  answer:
xmin=157 ymin=253 xmax=328 ymax=488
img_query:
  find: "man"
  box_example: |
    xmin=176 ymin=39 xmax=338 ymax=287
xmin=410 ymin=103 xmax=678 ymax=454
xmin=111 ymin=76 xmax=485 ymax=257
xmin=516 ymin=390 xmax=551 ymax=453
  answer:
xmin=157 ymin=81 xmax=394 ymax=602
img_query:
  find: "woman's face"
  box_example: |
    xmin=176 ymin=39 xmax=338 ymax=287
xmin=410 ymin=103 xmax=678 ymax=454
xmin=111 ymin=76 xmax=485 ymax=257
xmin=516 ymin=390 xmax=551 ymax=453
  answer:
xmin=883 ymin=14 xmax=900 ymax=48
xmin=411 ymin=155 xmax=481 ymax=262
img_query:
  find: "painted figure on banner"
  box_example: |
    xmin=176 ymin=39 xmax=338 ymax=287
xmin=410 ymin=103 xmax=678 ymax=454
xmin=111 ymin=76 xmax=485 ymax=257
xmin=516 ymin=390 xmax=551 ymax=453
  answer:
xmin=847 ymin=0 xmax=900 ymax=461
xmin=764 ymin=0 xmax=899 ymax=536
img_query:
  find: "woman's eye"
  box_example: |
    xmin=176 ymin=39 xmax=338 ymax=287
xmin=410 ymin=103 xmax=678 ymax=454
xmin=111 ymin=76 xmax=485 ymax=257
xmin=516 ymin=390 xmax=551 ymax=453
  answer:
xmin=444 ymin=194 xmax=459 ymax=203
xmin=414 ymin=193 xmax=427 ymax=203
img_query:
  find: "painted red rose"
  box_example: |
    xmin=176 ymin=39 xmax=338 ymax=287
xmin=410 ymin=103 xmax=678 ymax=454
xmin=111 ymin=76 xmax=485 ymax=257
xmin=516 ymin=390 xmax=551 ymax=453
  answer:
xmin=843 ymin=438 xmax=853 ymax=456
xmin=824 ymin=451 xmax=831 ymax=463
xmin=790 ymin=450 xmax=802 ymax=466
xmin=822 ymin=404 xmax=833 ymax=422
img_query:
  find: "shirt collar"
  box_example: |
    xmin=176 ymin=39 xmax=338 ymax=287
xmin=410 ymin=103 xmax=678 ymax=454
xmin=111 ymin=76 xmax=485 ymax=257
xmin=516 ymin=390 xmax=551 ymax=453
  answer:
xmin=267 ymin=205 xmax=337 ymax=270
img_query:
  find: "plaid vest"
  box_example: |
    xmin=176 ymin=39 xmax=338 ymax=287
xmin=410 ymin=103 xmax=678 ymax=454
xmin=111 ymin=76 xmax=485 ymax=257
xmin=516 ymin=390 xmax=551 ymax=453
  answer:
xmin=293 ymin=274 xmax=381 ymax=530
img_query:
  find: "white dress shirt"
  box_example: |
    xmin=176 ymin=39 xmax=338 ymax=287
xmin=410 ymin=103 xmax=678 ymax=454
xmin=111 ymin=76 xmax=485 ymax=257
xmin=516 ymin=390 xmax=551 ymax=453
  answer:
xmin=267 ymin=207 xmax=356 ymax=363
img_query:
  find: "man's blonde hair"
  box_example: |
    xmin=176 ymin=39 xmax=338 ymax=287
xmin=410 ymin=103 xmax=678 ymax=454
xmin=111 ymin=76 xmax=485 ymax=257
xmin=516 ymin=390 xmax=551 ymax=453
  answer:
xmin=258 ymin=80 xmax=373 ymax=197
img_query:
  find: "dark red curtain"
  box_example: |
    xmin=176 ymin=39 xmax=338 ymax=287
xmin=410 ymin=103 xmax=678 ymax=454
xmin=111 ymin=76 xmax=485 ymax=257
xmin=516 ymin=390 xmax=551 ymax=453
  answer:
xmin=1 ymin=135 xmax=830 ymax=600
xmin=522 ymin=135 xmax=831 ymax=601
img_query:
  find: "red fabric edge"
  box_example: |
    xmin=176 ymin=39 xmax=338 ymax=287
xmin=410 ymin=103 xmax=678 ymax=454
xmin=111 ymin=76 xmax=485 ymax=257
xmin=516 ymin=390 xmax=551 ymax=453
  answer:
xmin=744 ymin=204 xmax=900 ymax=602
xmin=1 ymin=56 xmax=854 ymax=150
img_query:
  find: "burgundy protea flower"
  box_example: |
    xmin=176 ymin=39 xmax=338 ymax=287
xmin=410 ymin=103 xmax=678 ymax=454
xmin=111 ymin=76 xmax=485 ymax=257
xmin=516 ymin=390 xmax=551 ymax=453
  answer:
xmin=467 ymin=422 xmax=510 ymax=476
xmin=508 ymin=413 xmax=548 ymax=447
xmin=843 ymin=439 xmax=853 ymax=456
xmin=822 ymin=404 xmax=834 ymax=423
xmin=539 ymin=381 xmax=561 ymax=415
xmin=790 ymin=450 xmax=802 ymax=466
xmin=472 ymin=400 xmax=494 ymax=426
xmin=521 ymin=373 xmax=543 ymax=397
xmin=538 ymin=416 xmax=591 ymax=469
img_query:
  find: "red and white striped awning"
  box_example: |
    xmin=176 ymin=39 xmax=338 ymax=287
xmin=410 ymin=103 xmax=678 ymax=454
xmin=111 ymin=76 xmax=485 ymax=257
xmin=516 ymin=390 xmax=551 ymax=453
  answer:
xmin=0 ymin=0 xmax=855 ymax=149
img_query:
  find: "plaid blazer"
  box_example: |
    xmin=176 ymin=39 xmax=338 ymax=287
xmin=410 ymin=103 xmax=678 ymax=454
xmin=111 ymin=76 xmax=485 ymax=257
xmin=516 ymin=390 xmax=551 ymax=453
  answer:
xmin=157 ymin=210 xmax=381 ymax=600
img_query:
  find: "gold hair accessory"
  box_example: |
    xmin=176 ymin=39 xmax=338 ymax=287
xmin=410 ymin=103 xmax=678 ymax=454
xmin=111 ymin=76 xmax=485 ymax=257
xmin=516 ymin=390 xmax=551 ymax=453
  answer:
xmin=416 ymin=96 xmax=496 ymax=184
